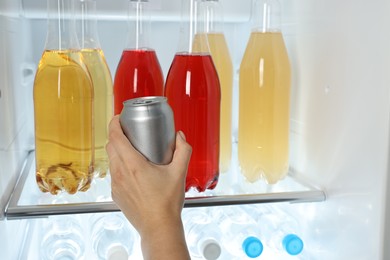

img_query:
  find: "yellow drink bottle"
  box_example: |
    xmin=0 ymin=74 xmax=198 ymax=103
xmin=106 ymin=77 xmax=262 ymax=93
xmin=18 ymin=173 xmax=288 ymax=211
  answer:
xmin=80 ymin=49 xmax=112 ymax=178
xmin=208 ymin=34 xmax=233 ymax=173
xmin=238 ymin=0 xmax=291 ymax=184
xmin=77 ymin=0 xmax=113 ymax=178
xmin=33 ymin=0 xmax=94 ymax=194
xmin=199 ymin=0 xmax=233 ymax=173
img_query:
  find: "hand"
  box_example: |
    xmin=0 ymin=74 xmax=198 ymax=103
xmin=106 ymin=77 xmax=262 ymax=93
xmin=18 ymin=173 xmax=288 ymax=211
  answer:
xmin=106 ymin=115 xmax=192 ymax=260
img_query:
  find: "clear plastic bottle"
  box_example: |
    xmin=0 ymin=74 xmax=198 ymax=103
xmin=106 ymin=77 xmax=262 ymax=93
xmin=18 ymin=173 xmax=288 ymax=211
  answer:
xmin=281 ymin=234 xmax=304 ymax=256
xmin=113 ymin=0 xmax=164 ymax=115
xmin=238 ymin=0 xmax=291 ymax=184
xmin=213 ymin=206 xmax=264 ymax=258
xmin=76 ymin=0 xmax=113 ymax=178
xmin=33 ymin=0 xmax=94 ymax=195
xmin=40 ymin=216 xmax=85 ymax=260
xmin=106 ymin=245 xmax=131 ymax=260
xmin=252 ymin=205 xmax=304 ymax=256
xmin=267 ymin=211 xmax=304 ymax=256
xmin=165 ymin=0 xmax=221 ymax=192
xmin=90 ymin=213 xmax=135 ymax=260
xmin=183 ymin=209 xmax=223 ymax=260
xmin=241 ymin=236 xmax=264 ymax=259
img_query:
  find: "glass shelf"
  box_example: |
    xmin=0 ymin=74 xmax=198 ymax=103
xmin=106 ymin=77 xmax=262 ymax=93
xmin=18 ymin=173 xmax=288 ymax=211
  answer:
xmin=5 ymin=151 xmax=326 ymax=220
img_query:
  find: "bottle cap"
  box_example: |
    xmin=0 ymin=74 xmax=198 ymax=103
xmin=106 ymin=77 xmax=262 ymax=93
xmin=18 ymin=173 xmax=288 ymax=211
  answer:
xmin=201 ymin=239 xmax=221 ymax=260
xmin=107 ymin=245 xmax=129 ymax=260
xmin=242 ymin=236 xmax=263 ymax=258
xmin=283 ymin=234 xmax=304 ymax=255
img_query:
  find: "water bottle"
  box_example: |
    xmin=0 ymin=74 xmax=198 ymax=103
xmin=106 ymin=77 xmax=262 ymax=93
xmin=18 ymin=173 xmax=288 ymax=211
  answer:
xmin=90 ymin=213 xmax=136 ymax=260
xmin=106 ymin=245 xmax=131 ymax=260
xmin=267 ymin=214 xmax=304 ymax=256
xmin=40 ymin=216 xmax=85 ymax=260
xmin=252 ymin=205 xmax=304 ymax=256
xmin=212 ymin=206 xmax=264 ymax=258
xmin=241 ymin=236 xmax=264 ymax=259
xmin=183 ymin=209 xmax=223 ymax=260
xmin=281 ymin=234 xmax=304 ymax=256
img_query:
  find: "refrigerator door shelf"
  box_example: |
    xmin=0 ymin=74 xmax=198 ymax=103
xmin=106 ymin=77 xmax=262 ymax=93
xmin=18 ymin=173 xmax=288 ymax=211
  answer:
xmin=4 ymin=151 xmax=325 ymax=220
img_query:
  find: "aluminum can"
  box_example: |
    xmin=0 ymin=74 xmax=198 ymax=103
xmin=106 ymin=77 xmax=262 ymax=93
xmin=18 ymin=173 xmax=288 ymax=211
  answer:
xmin=119 ymin=96 xmax=175 ymax=165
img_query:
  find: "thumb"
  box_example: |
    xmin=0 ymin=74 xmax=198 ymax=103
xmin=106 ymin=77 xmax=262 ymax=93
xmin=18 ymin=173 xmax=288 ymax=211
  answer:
xmin=170 ymin=131 xmax=192 ymax=174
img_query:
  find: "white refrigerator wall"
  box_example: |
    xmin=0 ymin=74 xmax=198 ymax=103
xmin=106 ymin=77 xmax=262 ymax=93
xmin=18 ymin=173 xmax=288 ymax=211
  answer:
xmin=0 ymin=2 xmax=34 ymax=218
xmin=0 ymin=1 xmax=36 ymax=260
xmin=1 ymin=0 xmax=390 ymax=259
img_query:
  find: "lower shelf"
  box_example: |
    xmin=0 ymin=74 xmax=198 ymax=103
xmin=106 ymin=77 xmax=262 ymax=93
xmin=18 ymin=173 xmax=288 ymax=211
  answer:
xmin=5 ymin=151 xmax=326 ymax=219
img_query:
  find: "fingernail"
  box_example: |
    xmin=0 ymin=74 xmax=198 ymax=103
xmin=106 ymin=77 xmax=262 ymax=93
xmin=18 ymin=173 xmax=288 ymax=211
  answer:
xmin=178 ymin=131 xmax=186 ymax=141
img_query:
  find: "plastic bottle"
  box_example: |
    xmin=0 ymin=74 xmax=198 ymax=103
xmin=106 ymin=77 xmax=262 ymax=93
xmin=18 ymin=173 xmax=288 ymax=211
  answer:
xmin=76 ymin=0 xmax=113 ymax=178
xmin=251 ymin=205 xmax=304 ymax=256
xmin=267 ymin=210 xmax=304 ymax=256
xmin=90 ymin=213 xmax=135 ymax=260
xmin=238 ymin=0 xmax=291 ymax=184
xmin=33 ymin=0 xmax=94 ymax=195
xmin=281 ymin=234 xmax=304 ymax=256
xmin=113 ymin=0 xmax=164 ymax=115
xmin=106 ymin=245 xmax=131 ymax=260
xmin=198 ymin=0 xmax=233 ymax=174
xmin=241 ymin=236 xmax=264 ymax=259
xmin=165 ymin=0 xmax=221 ymax=192
xmin=212 ymin=206 xmax=264 ymax=258
xmin=183 ymin=209 xmax=223 ymax=260
xmin=40 ymin=216 xmax=85 ymax=260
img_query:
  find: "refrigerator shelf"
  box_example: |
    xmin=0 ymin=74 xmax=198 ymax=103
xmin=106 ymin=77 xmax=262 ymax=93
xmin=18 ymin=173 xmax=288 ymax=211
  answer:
xmin=5 ymin=151 xmax=326 ymax=220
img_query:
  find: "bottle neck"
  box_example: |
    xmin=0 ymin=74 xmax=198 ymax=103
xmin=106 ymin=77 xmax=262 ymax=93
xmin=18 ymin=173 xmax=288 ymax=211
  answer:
xmin=251 ymin=0 xmax=281 ymax=33
xmin=126 ymin=0 xmax=151 ymax=50
xmin=77 ymin=0 xmax=101 ymax=49
xmin=178 ymin=0 xmax=211 ymax=54
xmin=201 ymin=0 xmax=224 ymax=34
xmin=45 ymin=0 xmax=80 ymax=50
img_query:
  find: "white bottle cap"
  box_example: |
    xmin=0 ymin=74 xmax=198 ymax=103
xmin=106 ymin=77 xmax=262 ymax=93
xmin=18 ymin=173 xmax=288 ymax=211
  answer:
xmin=107 ymin=245 xmax=129 ymax=260
xmin=201 ymin=239 xmax=221 ymax=260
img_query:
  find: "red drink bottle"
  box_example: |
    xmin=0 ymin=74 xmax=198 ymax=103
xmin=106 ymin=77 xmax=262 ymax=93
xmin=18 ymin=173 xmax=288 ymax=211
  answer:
xmin=113 ymin=0 xmax=164 ymax=115
xmin=165 ymin=0 xmax=221 ymax=192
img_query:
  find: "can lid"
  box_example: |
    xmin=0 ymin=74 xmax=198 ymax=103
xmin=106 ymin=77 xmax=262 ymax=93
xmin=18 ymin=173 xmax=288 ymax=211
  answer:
xmin=283 ymin=234 xmax=304 ymax=255
xmin=123 ymin=96 xmax=167 ymax=107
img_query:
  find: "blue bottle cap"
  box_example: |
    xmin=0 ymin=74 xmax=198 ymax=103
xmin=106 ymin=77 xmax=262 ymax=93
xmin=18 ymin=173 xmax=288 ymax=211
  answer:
xmin=242 ymin=236 xmax=263 ymax=258
xmin=283 ymin=234 xmax=304 ymax=255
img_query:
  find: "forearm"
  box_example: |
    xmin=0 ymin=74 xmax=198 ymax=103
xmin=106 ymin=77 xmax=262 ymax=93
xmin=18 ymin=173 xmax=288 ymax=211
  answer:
xmin=140 ymin=217 xmax=191 ymax=260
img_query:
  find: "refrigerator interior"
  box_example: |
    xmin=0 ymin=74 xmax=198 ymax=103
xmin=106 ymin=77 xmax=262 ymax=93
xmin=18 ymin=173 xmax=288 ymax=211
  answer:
xmin=1 ymin=0 xmax=390 ymax=259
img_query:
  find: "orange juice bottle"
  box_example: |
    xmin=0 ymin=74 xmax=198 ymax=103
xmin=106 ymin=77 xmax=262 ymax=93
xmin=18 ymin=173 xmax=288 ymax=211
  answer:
xmin=33 ymin=0 xmax=94 ymax=194
xmin=238 ymin=0 xmax=291 ymax=184
xmin=198 ymin=0 xmax=233 ymax=173
xmin=77 ymin=0 xmax=113 ymax=178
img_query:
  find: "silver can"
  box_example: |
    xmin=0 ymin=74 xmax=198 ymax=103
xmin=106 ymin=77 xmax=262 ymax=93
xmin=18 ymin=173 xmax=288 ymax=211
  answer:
xmin=119 ymin=96 xmax=176 ymax=165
